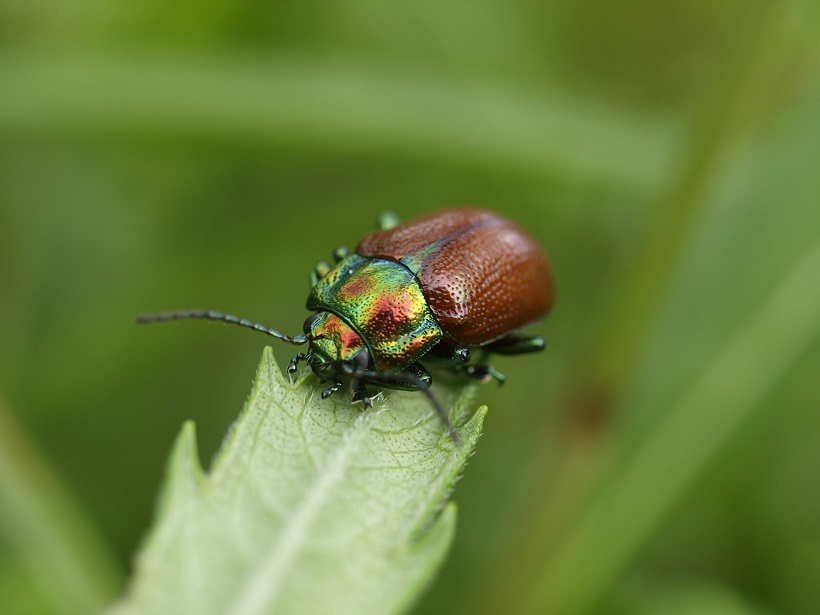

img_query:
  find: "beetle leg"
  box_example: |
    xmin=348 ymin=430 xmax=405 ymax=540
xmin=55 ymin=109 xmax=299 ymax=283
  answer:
xmin=287 ymin=352 xmax=309 ymax=377
xmin=377 ymin=211 xmax=401 ymax=231
xmin=425 ymin=345 xmax=472 ymax=367
xmin=356 ymin=362 xmax=432 ymax=391
xmin=451 ymin=363 xmax=506 ymax=385
xmin=333 ymin=246 xmax=349 ymax=263
xmin=310 ymin=261 xmax=332 ymax=287
xmin=351 ymin=382 xmax=375 ymax=406
xmin=354 ymin=363 xmax=458 ymax=443
xmin=348 ymin=349 xmax=373 ymax=405
xmin=322 ymin=380 xmax=343 ymax=399
xmin=484 ymin=334 xmax=546 ymax=355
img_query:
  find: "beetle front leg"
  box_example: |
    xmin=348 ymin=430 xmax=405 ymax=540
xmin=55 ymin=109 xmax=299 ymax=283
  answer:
xmin=287 ymin=353 xmax=309 ymax=377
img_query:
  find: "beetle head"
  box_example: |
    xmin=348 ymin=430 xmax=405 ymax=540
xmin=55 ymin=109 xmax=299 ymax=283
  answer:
xmin=304 ymin=311 xmax=367 ymax=379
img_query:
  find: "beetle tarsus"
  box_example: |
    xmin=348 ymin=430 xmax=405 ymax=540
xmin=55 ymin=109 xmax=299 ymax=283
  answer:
xmin=377 ymin=211 xmax=401 ymax=231
xmin=351 ymin=383 xmax=372 ymax=406
xmin=425 ymin=345 xmax=472 ymax=367
xmin=453 ymin=363 xmax=506 ymax=385
xmin=333 ymin=246 xmax=349 ymax=263
xmin=311 ymin=261 xmax=333 ymax=287
xmin=288 ymin=353 xmax=308 ymax=376
xmin=484 ymin=334 xmax=546 ymax=355
xmin=322 ymin=380 xmax=343 ymax=399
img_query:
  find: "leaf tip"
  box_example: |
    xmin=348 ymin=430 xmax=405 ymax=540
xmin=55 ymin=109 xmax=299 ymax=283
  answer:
xmin=157 ymin=420 xmax=204 ymax=513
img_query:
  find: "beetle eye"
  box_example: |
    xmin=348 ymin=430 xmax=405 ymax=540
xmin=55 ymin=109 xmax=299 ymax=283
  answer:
xmin=303 ymin=312 xmax=322 ymax=334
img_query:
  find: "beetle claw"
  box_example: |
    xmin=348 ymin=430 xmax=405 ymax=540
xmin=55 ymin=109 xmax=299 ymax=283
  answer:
xmin=322 ymin=380 xmax=343 ymax=399
xmin=455 ymin=364 xmax=506 ymax=385
xmin=351 ymin=382 xmax=373 ymax=406
xmin=287 ymin=352 xmax=308 ymax=378
xmin=333 ymin=246 xmax=349 ymax=263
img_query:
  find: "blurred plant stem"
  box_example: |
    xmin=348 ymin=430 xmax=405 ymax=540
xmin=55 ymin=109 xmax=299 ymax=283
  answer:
xmin=0 ymin=51 xmax=678 ymax=195
xmin=597 ymin=0 xmax=802 ymax=399
xmin=0 ymin=395 xmax=122 ymax=613
xmin=527 ymin=234 xmax=820 ymax=614
xmin=480 ymin=1 xmax=812 ymax=613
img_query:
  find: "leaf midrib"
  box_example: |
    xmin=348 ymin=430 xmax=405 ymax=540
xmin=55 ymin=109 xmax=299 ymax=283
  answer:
xmin=226 ymin=411 xmax=372 ymax=615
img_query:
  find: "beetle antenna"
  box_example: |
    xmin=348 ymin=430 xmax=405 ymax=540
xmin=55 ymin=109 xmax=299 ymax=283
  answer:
xmin=418 ymin=386 xmax=461 ymax=445
xmin=136 ymin=310 xmax=308 ymax=345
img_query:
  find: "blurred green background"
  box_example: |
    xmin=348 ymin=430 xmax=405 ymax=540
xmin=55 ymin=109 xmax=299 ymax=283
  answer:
xmin=2 ymin=1 xmax=820 ymax=613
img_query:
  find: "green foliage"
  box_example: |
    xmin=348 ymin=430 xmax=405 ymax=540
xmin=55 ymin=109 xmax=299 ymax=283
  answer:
xmin=111 ymin=349 xmax=484 ymax=615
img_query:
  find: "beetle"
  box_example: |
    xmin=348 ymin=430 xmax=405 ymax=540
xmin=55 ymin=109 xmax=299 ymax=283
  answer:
xmin=137 ymin=207 xmax=555 ymax=440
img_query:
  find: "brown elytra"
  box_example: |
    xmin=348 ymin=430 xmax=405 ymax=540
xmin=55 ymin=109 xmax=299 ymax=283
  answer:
xmin=356 ymin=207 xmax=554 ymax=346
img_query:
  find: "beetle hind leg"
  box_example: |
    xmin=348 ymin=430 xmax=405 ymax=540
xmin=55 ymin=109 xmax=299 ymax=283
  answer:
xmin=353 ymin=362 xmax=458 ymax=442
xmin=351 ymin=382 xmax=380 ymax=407
xmin=484 ymin=334 xmax=546 ymax=355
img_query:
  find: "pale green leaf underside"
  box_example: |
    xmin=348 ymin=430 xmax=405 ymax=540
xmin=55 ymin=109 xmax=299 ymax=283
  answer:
xmin=110 ymin=348 xmax=485 ymax=615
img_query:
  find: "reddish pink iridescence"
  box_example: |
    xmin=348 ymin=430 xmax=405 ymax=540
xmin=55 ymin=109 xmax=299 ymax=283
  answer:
xmin=357 ymin=207 xmax=554 ymax=346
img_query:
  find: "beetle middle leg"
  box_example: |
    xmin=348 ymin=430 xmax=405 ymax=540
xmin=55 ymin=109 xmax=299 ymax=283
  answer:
xmin=348 ymin=349 xmax=378 ymax=407
xmin=426 ymin=345 xmax=505 ymax=384
xmin=322 ymin=380 xmax=343 ymax=399
xmin=356 ymin=362 xmax=458 ymax=442
xmin=425 ymin=345 xmax=472 ymax=367
xmin=351 ymin=382 xmax=377 ymax=407
xmin=450 ymin=363 xmax=506 ymax=385
xmin=355 ymin=361 xmax=433 ymax=392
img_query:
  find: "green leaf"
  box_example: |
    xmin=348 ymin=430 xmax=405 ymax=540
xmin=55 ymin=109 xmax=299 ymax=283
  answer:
xmin=110 ymin=348 xmax=485 ymax=615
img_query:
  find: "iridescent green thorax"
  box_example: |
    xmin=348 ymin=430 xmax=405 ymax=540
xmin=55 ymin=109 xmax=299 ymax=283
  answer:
xmin=307 ymin=254 xmax=442 ymax=371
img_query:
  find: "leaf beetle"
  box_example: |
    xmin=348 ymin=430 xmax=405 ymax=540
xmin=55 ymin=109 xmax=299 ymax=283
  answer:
xmin=137 ymin=207 xmax=555 ymax=440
